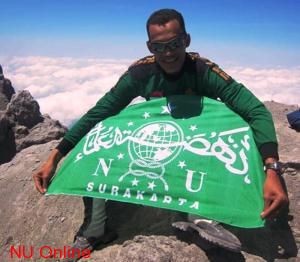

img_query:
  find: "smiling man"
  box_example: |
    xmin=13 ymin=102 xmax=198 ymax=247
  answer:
xmin=33 ymin=9 xmax=288 ymax=261
xmin=147 ymin=18 xmax=190 ymax=74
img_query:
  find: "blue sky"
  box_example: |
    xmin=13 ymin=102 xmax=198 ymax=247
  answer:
xmin=1 ymin=1 xmax=300 ymax=125
xmin=1 ymin=0 xmax=299 ymax=67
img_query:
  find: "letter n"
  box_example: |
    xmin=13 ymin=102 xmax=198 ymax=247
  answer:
xmin=100 ymin=158 xmax=114 ymax=176
xmin=92 ymin=158 xmax=114 ymax=177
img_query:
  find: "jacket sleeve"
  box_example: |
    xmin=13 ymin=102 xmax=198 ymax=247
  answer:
xmin=56 ymin=72 xmax=138 ymax=155
xmin=201 ymin=66 xmax=278 ymax=161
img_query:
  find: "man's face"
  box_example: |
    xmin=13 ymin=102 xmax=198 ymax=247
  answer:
xmin=147 ymin=19 xmax=190 ymax=75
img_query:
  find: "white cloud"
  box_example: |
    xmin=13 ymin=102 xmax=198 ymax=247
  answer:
xmin=2 ymin=56 xmax=300 ymax=126
xmin=4 ymin=56 xmax=131 ymax=126
xmin=226 ymin=66 xmax=300 ymax=106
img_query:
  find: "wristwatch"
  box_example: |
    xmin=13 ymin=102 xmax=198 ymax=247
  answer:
xmin=264 ymin=161 xmax=282 ymax=174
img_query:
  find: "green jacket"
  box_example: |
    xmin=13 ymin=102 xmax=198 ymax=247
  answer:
xmin=57 ymin=52 xmax=278 ymax=161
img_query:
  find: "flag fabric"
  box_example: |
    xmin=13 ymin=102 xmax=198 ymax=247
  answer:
xmin=47 ymin=96 xmax=265 ymax=228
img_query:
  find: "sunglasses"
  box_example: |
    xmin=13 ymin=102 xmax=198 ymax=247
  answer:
xmin=148 ymin=34 xmax=186 ymax=53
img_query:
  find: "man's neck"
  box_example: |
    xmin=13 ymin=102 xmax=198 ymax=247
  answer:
xmin=161 ymin=53 xmax=191 ymax=80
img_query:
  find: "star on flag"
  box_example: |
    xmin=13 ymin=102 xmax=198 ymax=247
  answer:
xmin=143 ymin=112 xmax=150 ymax=119
xmin=161 ymin=106 xmax=170 ymax=114
xmin=131 ymin=178 xmax=139 ymax=186
xmin=178 ymin=161 xmax=186 ymax=169
xmin=148 ymin=181 xmax=156 ymax=190
xmin=117 ymin=153 xmax=124 ymax=160
xmin=189 ymin=125 xmax=197 ymax=131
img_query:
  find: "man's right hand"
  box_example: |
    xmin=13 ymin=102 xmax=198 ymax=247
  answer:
xmin=32 ymin=149 xmax=63 ymax=194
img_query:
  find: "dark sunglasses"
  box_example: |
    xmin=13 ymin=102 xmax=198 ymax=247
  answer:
xmin=148 ymin=34 xmax=186 ymax=53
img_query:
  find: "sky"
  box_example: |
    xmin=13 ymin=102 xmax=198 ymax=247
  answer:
xmin=0 ymin=0 xmax=299 ymax=126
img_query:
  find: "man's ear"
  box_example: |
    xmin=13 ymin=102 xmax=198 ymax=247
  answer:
xmin=185 ymin=34 xmax=191 ymax=48
xmin=147 ymin=41 xmax=153 ymax=54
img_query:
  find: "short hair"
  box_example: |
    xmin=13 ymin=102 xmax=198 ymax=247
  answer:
xmin=146 ymin=9 xmax=187 ymax=38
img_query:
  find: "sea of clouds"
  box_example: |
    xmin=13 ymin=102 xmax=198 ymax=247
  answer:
xmin=2 ymin=56 xmax=300 ymax=126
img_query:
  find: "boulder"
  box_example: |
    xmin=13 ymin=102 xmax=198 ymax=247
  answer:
xmin=0 ymin=65 xmax=15 ymax=111
xmin=0 ymin=113 xmax=16 ymax=164
xmin=0 ymin=68 xmax=67 ymax=164
xmin=6 ymin=90 xmax=43 ymax=129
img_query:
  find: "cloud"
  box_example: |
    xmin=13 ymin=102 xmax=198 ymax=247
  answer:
xmin=3 ymin=56 xmax=131 ymax=126
xmin=226 ymin=66 xmax=300 ymax=106
xmin=2 ymin=56 xmax=300 ymax=126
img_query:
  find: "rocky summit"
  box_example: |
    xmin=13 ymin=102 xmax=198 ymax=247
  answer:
xmin=0 ymin=67 xmax=299 ymax=261
xmin=0 ymin=66 xmax=67 ymax=165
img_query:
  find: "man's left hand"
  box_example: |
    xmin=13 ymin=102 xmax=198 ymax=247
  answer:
xmin=261 ymin=169 xmax=289 ymax=219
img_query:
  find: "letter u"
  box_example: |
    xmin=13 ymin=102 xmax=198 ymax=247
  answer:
xmin=185 ymin=170 xmax=206 ymax=193
xmin=98 ymin=184 xmax=107 ymax=193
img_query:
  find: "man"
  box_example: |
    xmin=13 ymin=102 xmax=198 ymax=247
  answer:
xmin=33 ymin=8 xmax=288 ymax=259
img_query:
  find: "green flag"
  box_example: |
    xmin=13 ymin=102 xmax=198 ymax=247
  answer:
xmin=47 ymin=96 xmax=265 ymax=228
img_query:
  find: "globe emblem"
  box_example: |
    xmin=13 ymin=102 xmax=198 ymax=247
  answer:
xmin=128 ymin=121 xmax=184 ymax=168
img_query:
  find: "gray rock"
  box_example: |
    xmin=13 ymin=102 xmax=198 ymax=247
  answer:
xmin=265 ymin=101 xmax=300 ymax=163
xmin=0 ymin=112 xmax=9 ymax=142
xmin=0 ymin=65 xmax=15 ymax=111
xmin=13 ymin=125 xmax=29 ymax=139
xmin=0 ymin=141 xmax=83 ymax=262
xmin=0 ymin=112 xmax=16 ymax=164
xmin=15 ymin=114 xmax=67 ymax=152
xmin=90 ymin=235 xmax=209 ymax=262
xmin=0 ymin=71 xmax=67 ymax=164
xmin=6 ymin=90 xmax=43 ymax=128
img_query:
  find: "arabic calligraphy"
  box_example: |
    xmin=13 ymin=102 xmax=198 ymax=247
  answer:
xmin=79 ymin=121 xmax=251 ymax=175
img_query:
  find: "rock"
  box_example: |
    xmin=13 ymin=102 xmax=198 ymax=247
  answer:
xmin=15 ymin=114 xmax=67 ymax=152
xmin=0 ymin=64 xmax=15 ymax=111
xmin=90 ymin=235 xmax=209 ymax=262
xmin=0 ymin=113 xmax=16 ymax=164
xmin=0 ymin=141 xmax=83 ymax=262
xmin=14 ymin=125 xmax=29 ymax=138
xmin=0 ymin=112 xmax=10 ymax=142
xmin=6 ymin=90 xmax=43 ymax=128
xmin=0 ymin=69 xmax=67 ymax=164
xmin=265 ymin=101 xmax=300 ymax=163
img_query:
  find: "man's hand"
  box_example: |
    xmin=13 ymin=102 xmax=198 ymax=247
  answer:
xmin=32 ymin=149 xmax=62 ymax=194
xmin=261 ymin=169 xmax=289 ymax=219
